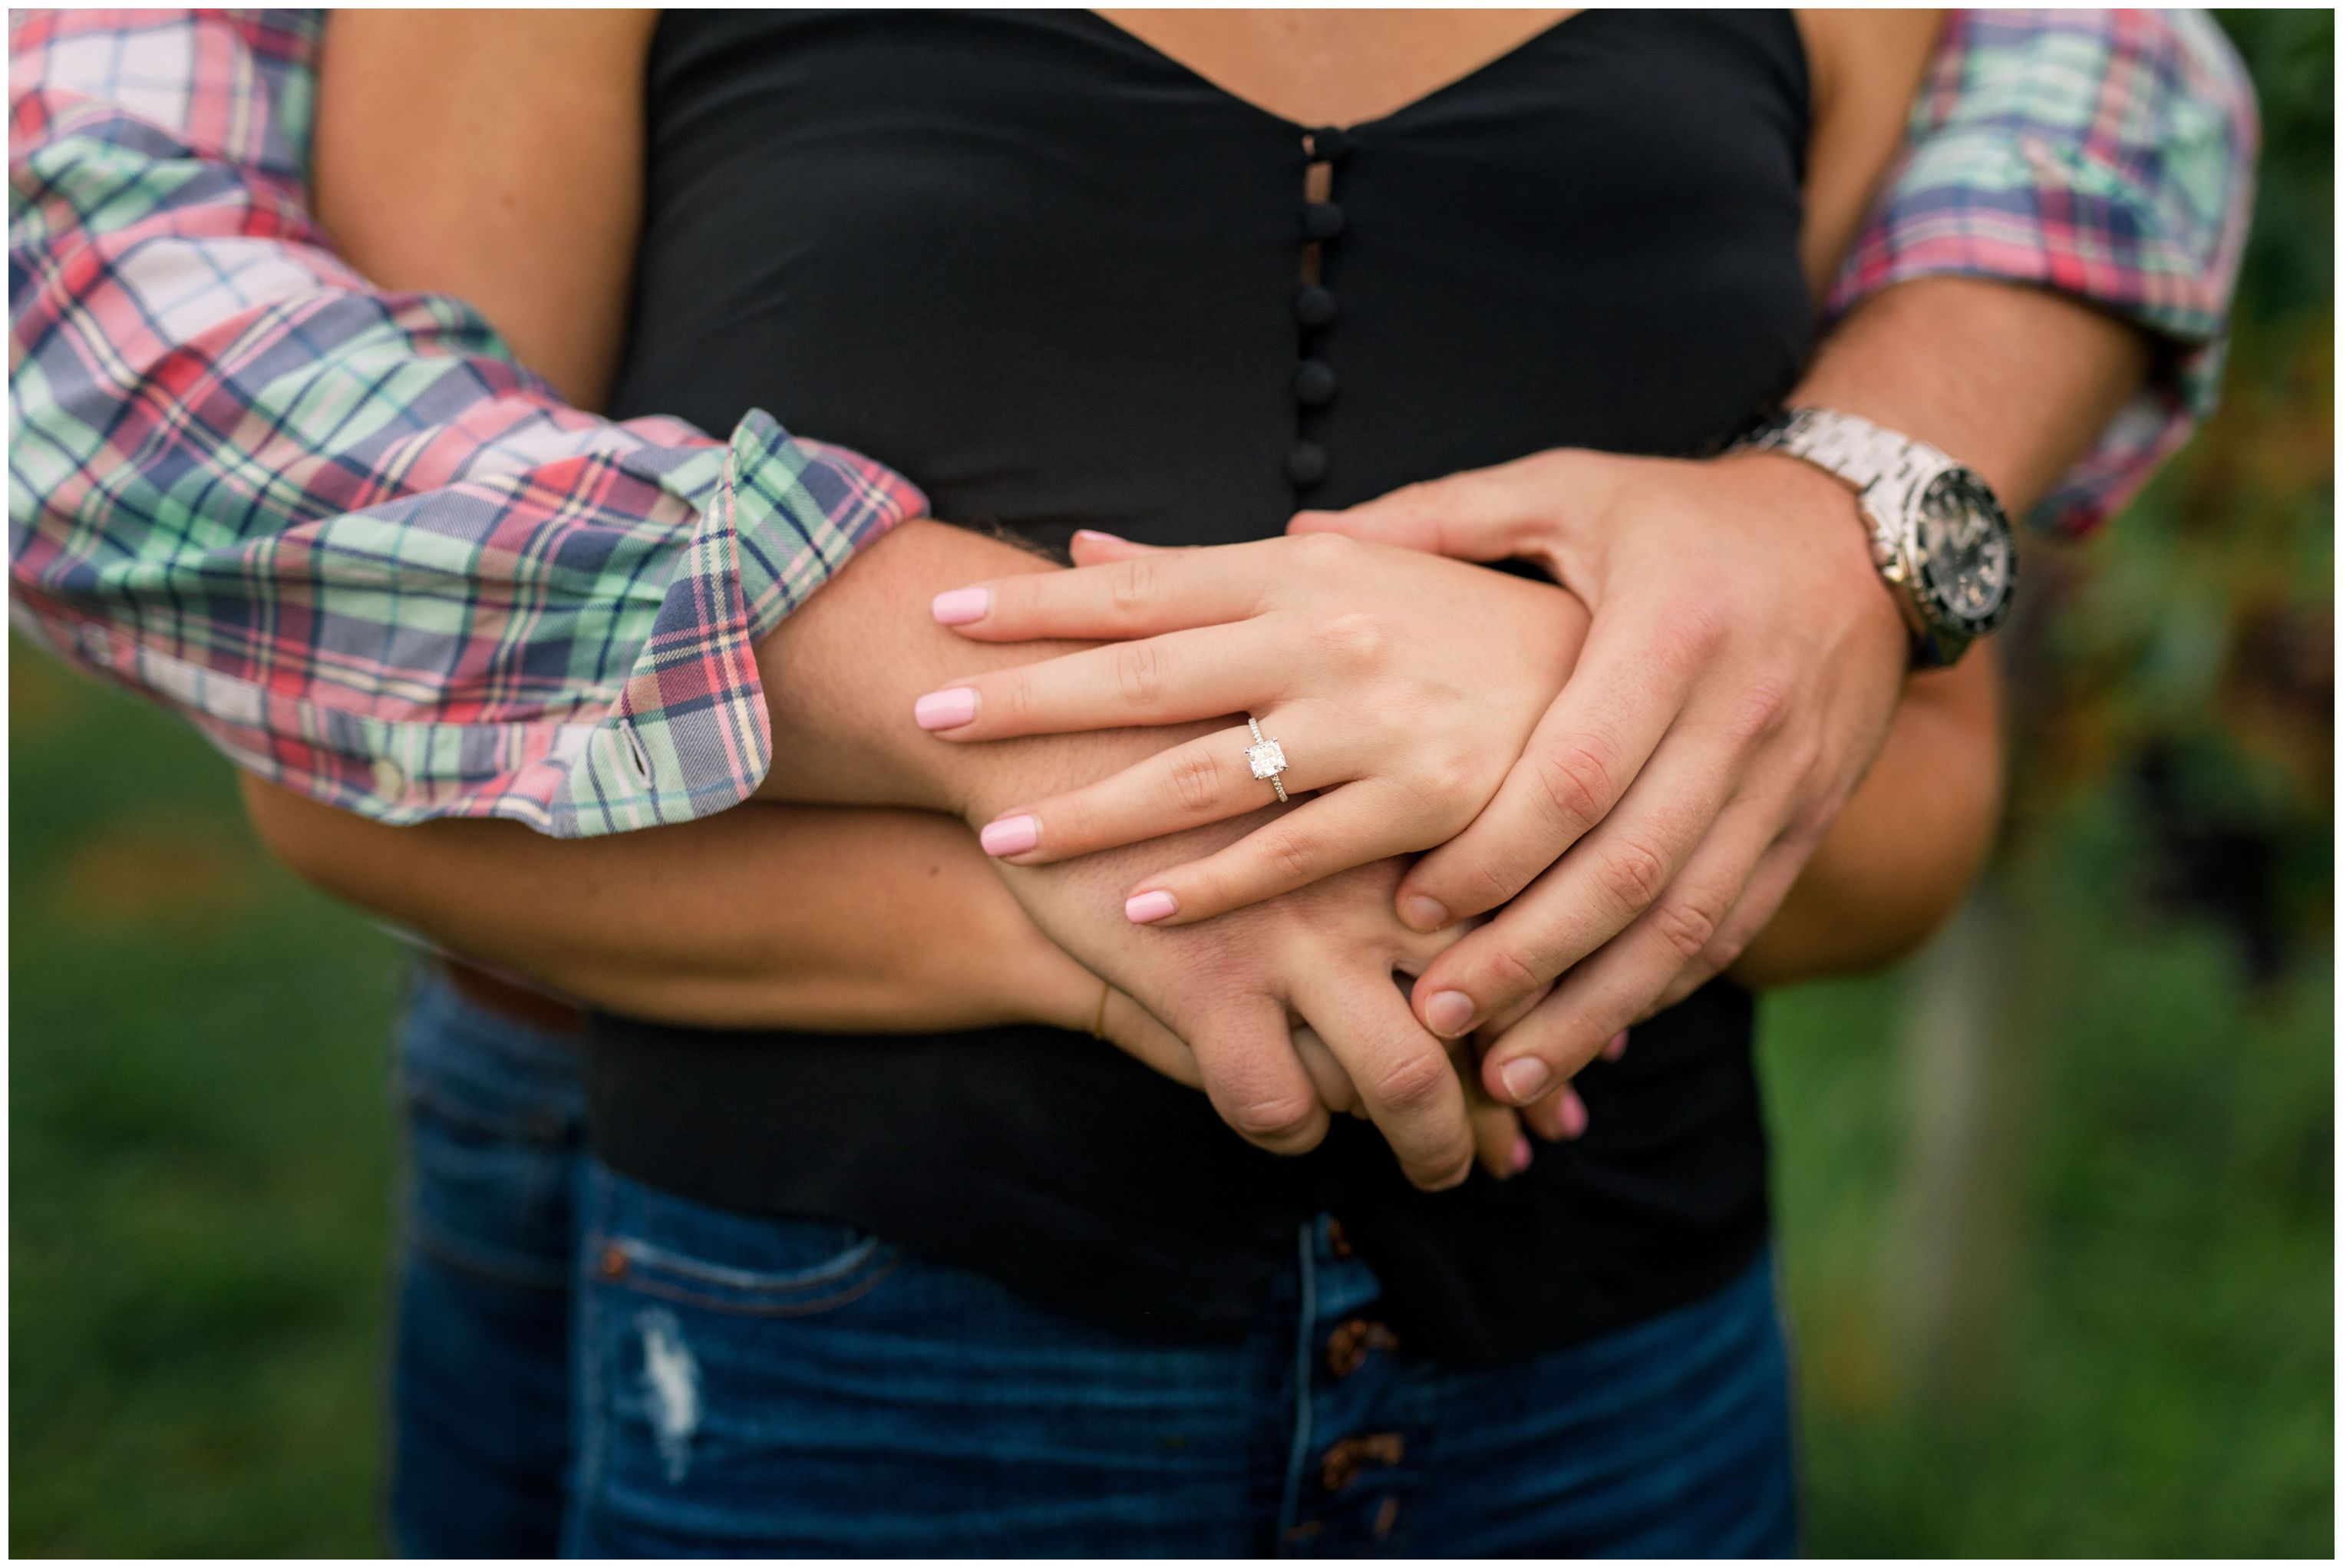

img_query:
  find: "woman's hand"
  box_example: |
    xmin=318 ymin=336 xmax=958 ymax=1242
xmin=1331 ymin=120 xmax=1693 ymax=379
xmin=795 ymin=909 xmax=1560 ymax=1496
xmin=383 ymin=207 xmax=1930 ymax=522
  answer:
xmin=1291 ymin=445 xmax=1910 ymax=1104
xmin=915 ymin=530 xmax=1587 ymax=926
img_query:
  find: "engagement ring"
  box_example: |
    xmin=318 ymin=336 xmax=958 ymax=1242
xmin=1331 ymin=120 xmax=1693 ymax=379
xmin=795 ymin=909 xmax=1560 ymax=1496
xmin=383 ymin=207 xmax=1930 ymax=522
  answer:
xmin=1245 ymin=717 xmax=1289 ymax=804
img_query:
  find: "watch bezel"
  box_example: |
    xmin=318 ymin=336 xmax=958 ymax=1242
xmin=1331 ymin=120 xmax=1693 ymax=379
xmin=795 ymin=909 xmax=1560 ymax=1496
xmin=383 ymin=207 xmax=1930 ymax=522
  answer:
xmin=1864 ymin=457 xmax=2017 ymax=653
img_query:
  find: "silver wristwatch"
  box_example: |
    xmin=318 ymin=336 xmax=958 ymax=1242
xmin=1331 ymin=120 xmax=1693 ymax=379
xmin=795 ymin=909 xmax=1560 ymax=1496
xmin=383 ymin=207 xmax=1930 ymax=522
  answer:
xmin=1740 ymin=407 xmax=2015 ymax=668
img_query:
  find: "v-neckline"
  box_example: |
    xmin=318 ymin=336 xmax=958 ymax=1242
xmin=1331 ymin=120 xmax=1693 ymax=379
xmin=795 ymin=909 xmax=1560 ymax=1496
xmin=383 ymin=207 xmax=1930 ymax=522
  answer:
xmin=1083 ymin=9 xmax=1586 ymax=135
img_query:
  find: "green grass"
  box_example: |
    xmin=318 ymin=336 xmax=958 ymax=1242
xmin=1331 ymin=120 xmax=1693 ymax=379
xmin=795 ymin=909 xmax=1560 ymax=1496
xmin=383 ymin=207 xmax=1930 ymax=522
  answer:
xmin=11 ymin=639 xmax=2332 ymax=1557
xmin=12 ymin=649 xmax=403 ymax=1556
xmin=1764 ymin=817 xmax=2333 ymax=1556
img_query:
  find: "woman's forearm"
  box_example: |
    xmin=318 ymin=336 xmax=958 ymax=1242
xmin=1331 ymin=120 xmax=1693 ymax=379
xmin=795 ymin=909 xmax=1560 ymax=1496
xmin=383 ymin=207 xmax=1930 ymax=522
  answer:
xmin=752 ymin=518 xmax=1222 ymax=824
xmin=1731 ymin=649 xmax=2004 ymax=985
xmin=239 ymin=775 xmax=1101 ymax=1035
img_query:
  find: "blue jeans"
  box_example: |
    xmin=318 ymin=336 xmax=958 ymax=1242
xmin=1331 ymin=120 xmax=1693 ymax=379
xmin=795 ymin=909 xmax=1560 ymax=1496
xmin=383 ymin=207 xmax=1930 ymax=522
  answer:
xmin=384 ymin=967 xmax=1800 ymax=1556
xmin=387 ymin=966 xmax=586 ymax=1557
xmin=566 ymin=1163 xmax=1801 ymax=1557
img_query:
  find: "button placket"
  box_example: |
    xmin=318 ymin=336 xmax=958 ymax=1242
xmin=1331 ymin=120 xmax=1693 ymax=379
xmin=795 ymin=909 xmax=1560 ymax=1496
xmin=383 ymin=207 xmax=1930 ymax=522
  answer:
xmin=1286 ymin=125 xmax=1350 ymax=495
xmin=1286 ymin=1220 xmax=1419 ymax=1551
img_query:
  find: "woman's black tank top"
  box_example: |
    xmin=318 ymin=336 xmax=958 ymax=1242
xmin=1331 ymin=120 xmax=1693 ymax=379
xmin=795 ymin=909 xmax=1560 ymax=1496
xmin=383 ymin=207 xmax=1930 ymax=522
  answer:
xmin=596 ymin=8 xmax=1812 ymax=1365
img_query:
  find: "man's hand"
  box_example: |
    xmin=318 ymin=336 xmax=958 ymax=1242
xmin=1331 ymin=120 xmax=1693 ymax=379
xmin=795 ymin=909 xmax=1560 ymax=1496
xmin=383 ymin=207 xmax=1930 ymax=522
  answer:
xmin=1294 ymin=447 xmax=1910 ymax=1104
xmin=1291 ymin=275 xmax=2152 ymax=1108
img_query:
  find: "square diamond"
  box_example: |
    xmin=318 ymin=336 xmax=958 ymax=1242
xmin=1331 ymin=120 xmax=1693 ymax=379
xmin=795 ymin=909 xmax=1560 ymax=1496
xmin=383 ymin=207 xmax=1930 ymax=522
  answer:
xmin=1246 ymin=738 xmax=1287 ymax=780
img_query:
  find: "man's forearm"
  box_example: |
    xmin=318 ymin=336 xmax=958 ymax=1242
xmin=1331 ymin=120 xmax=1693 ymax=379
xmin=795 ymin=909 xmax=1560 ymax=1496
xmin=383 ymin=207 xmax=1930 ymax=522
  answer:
xmin=1792 ymin=276 xmax=2152 ymax=515
xmin=1741 ymin=276 xmax=2147 ymax=979
xmin=10 ymin=11 xmax=923 ymax=840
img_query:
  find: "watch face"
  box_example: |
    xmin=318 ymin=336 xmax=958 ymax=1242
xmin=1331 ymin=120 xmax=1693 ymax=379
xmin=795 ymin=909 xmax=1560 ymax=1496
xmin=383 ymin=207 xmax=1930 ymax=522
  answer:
xmin=1912 ymin=467 xmax=2015 ymax=633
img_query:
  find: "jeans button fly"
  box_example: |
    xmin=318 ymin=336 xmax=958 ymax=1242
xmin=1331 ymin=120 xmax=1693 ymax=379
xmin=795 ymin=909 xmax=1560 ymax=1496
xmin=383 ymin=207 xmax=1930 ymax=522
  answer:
xmin=1326 ymin=1317 xmax=1399 ymax=1377
xmin=1320 ymin=1431 xmax=1406 ymax=1493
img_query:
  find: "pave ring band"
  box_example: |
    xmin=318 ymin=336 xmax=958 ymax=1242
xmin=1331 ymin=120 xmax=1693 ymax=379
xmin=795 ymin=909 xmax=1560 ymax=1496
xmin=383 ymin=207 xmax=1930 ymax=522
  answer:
xmin=1244 ymin=716 xmax=1290 ymax=804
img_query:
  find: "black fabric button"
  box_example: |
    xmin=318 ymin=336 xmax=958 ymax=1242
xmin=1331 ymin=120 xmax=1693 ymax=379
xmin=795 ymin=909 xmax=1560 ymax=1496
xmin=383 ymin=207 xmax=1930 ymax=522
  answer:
xmin=1301 ymin=201 xmax=1345 ymax=241
xmin=1293 ymin=360 xmax=1337 ymax=407
xmin=1307 ymin=125 xmax=1353 ymax=162
xmin=1286 ymin=442 xmax=1329 ymax=488
xmin=1295 ymin=286 xmax=1337 ymax=328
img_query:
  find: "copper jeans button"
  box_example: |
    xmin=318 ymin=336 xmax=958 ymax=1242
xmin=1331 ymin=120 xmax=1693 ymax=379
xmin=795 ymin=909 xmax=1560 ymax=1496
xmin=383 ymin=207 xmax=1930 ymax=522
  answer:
xmin=1319 ymin=1431 xmax=1406 ymax=1493
xmin=1325 ymin=1317 xmax=1400 ymax=1378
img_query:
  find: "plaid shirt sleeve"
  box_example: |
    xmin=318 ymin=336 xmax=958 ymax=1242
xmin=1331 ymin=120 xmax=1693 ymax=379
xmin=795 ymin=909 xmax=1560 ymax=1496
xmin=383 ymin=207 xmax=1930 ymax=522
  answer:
xmin=1830 ymin=8 xmax=2259 ymax=536
xmin=12 ymin=12 xmax=2258 ymax=844
xmin=8 ymin=8 xmax=926 ymax=837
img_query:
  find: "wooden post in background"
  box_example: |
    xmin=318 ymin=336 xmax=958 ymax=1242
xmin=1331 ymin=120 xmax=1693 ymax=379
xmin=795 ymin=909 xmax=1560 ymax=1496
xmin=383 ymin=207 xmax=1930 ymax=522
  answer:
xmin=1889 ymin=874 xmax=2028 ymax=1402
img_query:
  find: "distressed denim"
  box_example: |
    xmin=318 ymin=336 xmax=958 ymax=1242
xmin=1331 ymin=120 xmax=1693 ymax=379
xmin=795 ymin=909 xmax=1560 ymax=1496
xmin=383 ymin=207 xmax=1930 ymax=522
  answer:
xmin=387 ymin=966 xmax=587 ymax=1557
xmin=566 ymin=1161 xmax=1800 ymax=1557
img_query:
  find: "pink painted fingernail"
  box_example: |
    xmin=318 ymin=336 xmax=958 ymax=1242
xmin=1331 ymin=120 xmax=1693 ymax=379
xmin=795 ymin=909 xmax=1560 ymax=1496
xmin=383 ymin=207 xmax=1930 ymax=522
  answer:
xmin=978 ymin=814 xmax=1039 ymax=857
xmin=1400 ymin=895 xmax=1450 ymax=932
xmin=931 ymin=587 xmax=991 ymax=625
xmin=1124 ymin=890 xmax=1178 ymax=924
xmin=1558 ymin=1088 xmax=1589 ymax=1139
xmin=1071 ymin=529 xmax=1127 ymax=549
xmin=1498 ymin=1056 xmax=1551 ymax=1104
xmin=1603 ymin=1029 xmax=1629 ymax=1061
xmin=913 ymin=688 xmax=978 ymax=730
xmin=1423 ymin=990 xmax=1475 ymax=1037
xmin=1510 ymin=1135 xmax=1533 ymax=1175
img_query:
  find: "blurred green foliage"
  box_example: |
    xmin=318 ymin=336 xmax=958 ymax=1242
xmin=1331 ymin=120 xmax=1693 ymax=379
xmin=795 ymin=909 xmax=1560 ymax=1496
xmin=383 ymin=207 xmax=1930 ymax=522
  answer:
xmin=8 ymin=10 xmax=2331 ymax=1556
xmin=1771 ymin=11 xmax=2335 ymax=1553
xmin=11 ymin=655 xmax=397 ymax=1554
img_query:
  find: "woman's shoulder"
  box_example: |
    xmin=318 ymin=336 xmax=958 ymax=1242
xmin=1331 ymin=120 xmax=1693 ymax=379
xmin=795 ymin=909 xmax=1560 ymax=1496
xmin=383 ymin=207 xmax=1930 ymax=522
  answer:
xmin=1797 ymin=8 xmax=1944 ymax=117
xmin=1792 ymin=9 xmax=1945 ymax=295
